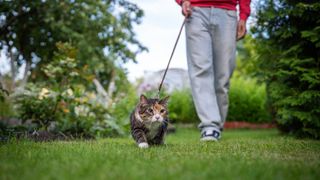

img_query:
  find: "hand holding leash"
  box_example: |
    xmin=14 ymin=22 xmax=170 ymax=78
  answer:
xmin=182 ymin=0 xmax=192 ymax=17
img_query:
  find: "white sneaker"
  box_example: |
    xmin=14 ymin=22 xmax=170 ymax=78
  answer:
xmin=200 ymin=130 xmax=221 ymax=142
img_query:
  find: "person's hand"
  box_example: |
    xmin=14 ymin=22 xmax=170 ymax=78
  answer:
xmin=237 ymin=19 xmax=246 ymax=41
xmin=182 ymin=0 xmax=192 ymax=17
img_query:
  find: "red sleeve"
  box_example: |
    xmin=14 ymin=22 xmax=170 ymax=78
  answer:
xmin=176 ymin=0 xmax=182 ymax=5
xmin=239 ymin=0 xmax=251 ymax=21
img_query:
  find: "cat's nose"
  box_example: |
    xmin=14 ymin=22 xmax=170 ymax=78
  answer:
xmin=155 ymin=115 xmax=160 ymax=120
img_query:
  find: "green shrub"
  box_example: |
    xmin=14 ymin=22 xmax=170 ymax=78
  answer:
xmin=167 ymin=75 xmax=270 ymax=123
xmin=13 ymin=43 xmax=125 ymax=137
xmin=168 ymin=89 xmax=199 ymax=123
xmin=110 ymin=87 xmax=138 ymax=134
xmin=14 ymin=85 xmax=58 ymax=128
xmin=0 ymin=100 xmax=15 ymax=118
xmin=0 ymin=86 xmax=14 ymax=118
xmin=228 ymin=74 xmax=271 ymax=122
xmin=252 ymin=0 xmax=320 ymax=139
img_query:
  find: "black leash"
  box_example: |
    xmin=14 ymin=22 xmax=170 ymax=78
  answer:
xmin=157 ymin=18 xmax=187 ymax=98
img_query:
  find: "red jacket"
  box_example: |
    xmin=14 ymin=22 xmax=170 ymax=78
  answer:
xmin=176 ymin=0 xmax=251 ymax=21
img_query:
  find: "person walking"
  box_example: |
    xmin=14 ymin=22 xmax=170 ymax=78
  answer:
xmin=175 ymin=0 xmax=251 ymax=141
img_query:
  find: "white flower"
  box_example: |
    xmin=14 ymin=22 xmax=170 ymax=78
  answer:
xmin=89 ymin=112 xmax=96 ymax=118
xmin=38 ymin=88 xmax=50 ymax=100
xmin=87 ymin=92 xmax=96 ymax=100
xmin=70 ymin=72 xmax=79 ymax=77
xmin=67 ymin=89 xmax=73 ymax=96
xmin=74 ymin=105 xmax=90 ymax=117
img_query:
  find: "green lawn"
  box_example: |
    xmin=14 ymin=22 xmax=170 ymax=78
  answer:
xmin=1 ymin=128 xmax=320 ymax=180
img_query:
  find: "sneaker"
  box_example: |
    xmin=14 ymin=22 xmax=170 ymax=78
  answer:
xmin=200 ymin=129 xmax=221 ymax=142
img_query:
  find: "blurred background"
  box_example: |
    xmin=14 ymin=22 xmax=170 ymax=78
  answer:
xmin=0 ymin=0 xmax=319 ymax=140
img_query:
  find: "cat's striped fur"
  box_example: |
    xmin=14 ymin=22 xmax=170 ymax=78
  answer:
xmin=130 ymin=95 xmax=169 ymax=148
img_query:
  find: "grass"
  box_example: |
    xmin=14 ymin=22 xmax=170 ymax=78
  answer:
xmin=1 ymin=128 xmax=320 ymax=180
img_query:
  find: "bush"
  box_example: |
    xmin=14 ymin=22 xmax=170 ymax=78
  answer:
xmin=252 ymin=0 xmax=320 ymax=139
xmin=13 ymin=43 xmax=126 ymax=138
xmin=168 ymin=89 xmax=199 ymax=123
xmin=228 ymin=74 xmax=271 ymax=122
xmin=167 ymin=75 xmax=270 ymax=124
xmin=14 ymin=85 xmax=58 ymax=128
xmin=110 ymin=87 xmax=138 ymax=134
xmin=0 ymin=86 xmax=14 ymax=118
xmin=0 ymin=100 xmax=15 ymax=118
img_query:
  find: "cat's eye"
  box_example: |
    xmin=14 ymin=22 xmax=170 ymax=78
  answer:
xmin=148 ymin=108 xmax=153 ymax=114
xmin=160 ymin=109 xmax=165 ymax=113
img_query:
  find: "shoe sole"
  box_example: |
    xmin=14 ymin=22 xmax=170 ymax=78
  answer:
xmin=200 ymin=136 xmax=218 ymax=142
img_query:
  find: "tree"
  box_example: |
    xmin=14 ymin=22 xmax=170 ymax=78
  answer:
xmin=252 ymin=0 xmax=320 ymax=138
xmin=0 ymin=0 xmax=146 ymax=92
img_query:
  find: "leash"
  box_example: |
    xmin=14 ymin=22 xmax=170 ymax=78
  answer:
xmin=156 ymin=17 xmax=187 ymax=99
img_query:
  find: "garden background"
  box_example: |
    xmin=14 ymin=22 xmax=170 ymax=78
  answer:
xmin=0 ymin=0 xmax=319 ymax=179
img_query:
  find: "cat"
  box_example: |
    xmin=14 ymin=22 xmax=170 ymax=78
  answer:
xmin=130 ymin=94 xmax=169 ymax=148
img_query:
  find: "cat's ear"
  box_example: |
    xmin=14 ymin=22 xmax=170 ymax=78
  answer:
xmin=140 ymin=94 xmax=148 ymax=104
xmin=159 ymin=96 xmax=170 ymax=105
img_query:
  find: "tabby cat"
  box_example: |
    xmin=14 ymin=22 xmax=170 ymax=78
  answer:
xmin=130 ymin=95 xmax=169 ymax=148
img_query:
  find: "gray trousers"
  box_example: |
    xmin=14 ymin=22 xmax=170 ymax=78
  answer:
xmin=185 ymin=7 xmax=237 ymax=132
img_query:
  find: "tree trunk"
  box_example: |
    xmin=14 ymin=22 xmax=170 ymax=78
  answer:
xmin=93 ymin=78 xmax=110 ymax=105
xmin=9 ymin=50 xmax=17 ymax=91
xmin=19 ymin=59 xmax=31 ymax=89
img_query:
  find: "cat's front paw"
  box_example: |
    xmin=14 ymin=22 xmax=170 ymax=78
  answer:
xmin=138 ymin=142 xmax=149 ymax=148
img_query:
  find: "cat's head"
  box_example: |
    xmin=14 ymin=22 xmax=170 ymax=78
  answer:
xmin=138 ymin=94 xmax=169 ymax=123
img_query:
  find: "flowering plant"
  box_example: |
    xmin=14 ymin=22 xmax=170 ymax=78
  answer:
xmin=14 ymin=43 xmax=124 ymax=137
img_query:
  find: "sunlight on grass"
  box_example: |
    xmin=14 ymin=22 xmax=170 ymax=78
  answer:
xmin=1 ymin=128 xmax=319 ymax=179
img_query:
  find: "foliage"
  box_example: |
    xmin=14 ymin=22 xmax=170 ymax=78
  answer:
xmin=1 ymin=129 xmax=320 ymax=179
xmin=228 ymin=73 xmax=271 ymax=122
xmin=14 ymin=43 xmax=125 ymax=137
xmin=0 ymin=100 xmax=15 ymax=118
xmin=168 ymin=89 xmax=199 ymax=123
xmin=236 ymin=35 xmax=261 ymax=79
xmin=252 ymin=0 xmax=320 ymax=138
xmin=167 ymin=75 xmax=270 ymax=123
xmin=110 ymin=86 xmax=138 ymax=134
xmin=14 ymin=85 xmax=58 ymax=128
xmin=0 ymin=84 xmax=9 ymax=102
xmin=0 ymin=84 xmax=14 ymax=117
xmin=0 ymin=0 xmax=146 ymax=91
